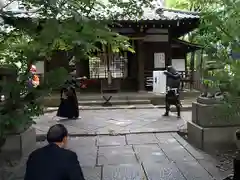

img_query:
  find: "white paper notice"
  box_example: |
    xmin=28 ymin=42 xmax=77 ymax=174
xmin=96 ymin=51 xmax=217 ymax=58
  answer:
xmin=172 ymin=59 xmax=185 ymax=71
xmin=153 ymin=70 xmax=166 ymax=94
xmin=154 ymin=53 xmax=165 ymax=68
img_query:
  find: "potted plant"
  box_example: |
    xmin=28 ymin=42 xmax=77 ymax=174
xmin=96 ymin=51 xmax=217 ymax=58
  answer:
xmin=198 ymin=60 xmax=228 ymax=103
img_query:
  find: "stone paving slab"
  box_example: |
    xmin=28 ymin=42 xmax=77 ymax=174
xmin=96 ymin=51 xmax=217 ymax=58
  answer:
xmin=74 ymin=146 xmax=98 ymax=167
xmin=143 ymin=161 xmax=186 ymax=180
xmin=98 ymin=146 xmax=138 ymax=166
xmin=133 ymin=144 xmax=169 ymax=163
xmin=82 ymin=167 xmax=102 ymax=180
xmin=175 ymin=161 xmax=214 ymax=180
xmin=67 ymin=136 xmax=97 ymax=148
xmin=156 ymin=133 xmax=178 ymax=144
xmin=102 ymin=164 xmax=145 ymax=180
xmin=2 ymin=132 xmax=227 ymax=180
xmin=126 ymin=134 xmax=159 ymax=145
xmin=34 ymin=109 xmax=186 ymax=137
xmin=171 ymin=133 xmax=208 ymax=160
xmin=97 ymin=135 xmax=126 ymax=146
xmin=159 ymin=138 xmax=196 ymax=162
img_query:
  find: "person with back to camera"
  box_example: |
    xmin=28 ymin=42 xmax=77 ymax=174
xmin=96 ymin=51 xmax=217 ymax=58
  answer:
xmin=57 ymin=79 xmax=79 ymax=119
xmin=24 ymin=124 xmax=85 ymax=180
xmin=162 ymin=65 xmax=181 ymax=118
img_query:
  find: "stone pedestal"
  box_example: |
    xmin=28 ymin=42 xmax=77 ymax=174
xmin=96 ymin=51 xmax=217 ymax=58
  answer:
xmin=188 ymin=98 xmax=240 ymax=151
xmin=192 ymin=101 xmax=240 ymax=127
xmin=192 ymin=101 xmax=220 ymax=127
xmin=0 ymin=127 xmax=36 ymax=160
xmin=188 ymin=121 xmax=240 ymax=151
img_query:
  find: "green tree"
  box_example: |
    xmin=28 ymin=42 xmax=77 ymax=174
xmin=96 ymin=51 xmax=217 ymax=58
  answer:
xmin=0 ymin=0 xmax=153 ymax=141
xmin=167 ymin=0 xmax=240 ymax=118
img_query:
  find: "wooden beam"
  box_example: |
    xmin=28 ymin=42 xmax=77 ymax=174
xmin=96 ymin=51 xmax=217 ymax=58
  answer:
xmin=130 ymin=37 xmax=144 ymax=40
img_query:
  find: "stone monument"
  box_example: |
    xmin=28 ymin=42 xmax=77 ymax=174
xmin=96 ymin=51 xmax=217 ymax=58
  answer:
xmin=188 ymin=93 xmax=240 ymax=151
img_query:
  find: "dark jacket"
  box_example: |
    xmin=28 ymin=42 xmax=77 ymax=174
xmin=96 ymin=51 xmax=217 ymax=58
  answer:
xmin=164 ymin=67 xmax=181 ymax=89
xmin=24 ymin=143 xmax=85 ymax=180
xmin=66 ymin=76 xmax=79 ymax=88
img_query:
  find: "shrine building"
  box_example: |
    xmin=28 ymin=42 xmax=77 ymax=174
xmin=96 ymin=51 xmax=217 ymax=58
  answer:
xmin=42 ymin=8 xmax=202 ymax=92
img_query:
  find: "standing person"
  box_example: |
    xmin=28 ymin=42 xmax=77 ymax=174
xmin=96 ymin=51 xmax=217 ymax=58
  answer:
xmin=162 ymin=66 xmax=181 ymax=118
xmin=56 ymin=82 xmax=79 ymax=119
xmin=24 ymin=124 xmax=86 ymax=180
xmin=30 ymin=65 xmax=40 ymax=87
xmin=56 ymin=86 xmax=70 ymax=118
xmin=25 ymin=65 xmax=40 ymax=104
xmin=66 ymin=73 xmax=79 ymax=118
xmin=57 ymin=71 xmax=80 ymax=119
xmin=66 ymin=84 xmax=79 ymax=119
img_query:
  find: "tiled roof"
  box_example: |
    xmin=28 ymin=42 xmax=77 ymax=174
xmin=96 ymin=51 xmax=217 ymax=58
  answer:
xmin=88 ymin=1 xmax=199 ymax=21
xmin=172 ymin=39 xmax=202 ymax=50
xmin=121 ymin=8 xmax=200 ymax=21
xmin=0 ymin=1 xmax=199 ymax=22
xmin=156 ymin=8 xmax=200 ymax=20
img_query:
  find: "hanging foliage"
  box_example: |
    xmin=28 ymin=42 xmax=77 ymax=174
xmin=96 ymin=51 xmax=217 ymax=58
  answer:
xmin=0 ymin=0 xmax=154 ymax=139
xmin=167 ymin=0 xmax=240 ymax=119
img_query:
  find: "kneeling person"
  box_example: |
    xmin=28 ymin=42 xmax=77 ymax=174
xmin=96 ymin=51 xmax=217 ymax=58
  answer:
xmin=24 ymin=124 xmax=85 ymax=180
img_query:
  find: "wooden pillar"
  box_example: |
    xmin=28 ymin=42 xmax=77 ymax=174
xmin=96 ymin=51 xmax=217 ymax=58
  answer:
xmin=137 ymin=40 xmax=145 ymax=92
xmin=199 ymin=49 xmax=204 ymax=79
xmin=167 ymin=30 xmax=172 ymax=67
xmin=190 ymin=51 xmax=195 ymax=90
xmin=184 ymin=53 xmax=187 ymax=72
xmin=76 ymin=59 xmax=90 ymax=78
xmin=127 ymin=40 xmax=138 ymax=81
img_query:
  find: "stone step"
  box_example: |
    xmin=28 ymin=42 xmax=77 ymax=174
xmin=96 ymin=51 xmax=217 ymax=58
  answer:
xmin=43 ymin=95 xmax=196 ymax=107
xmin=44 ymin=104 xmax=192 ymax=112
xmin=78 ymin=99 xmax=151 ymax=106
xmin=45 ymin=90 xmax=199 ymax=101
xmin=43 ymin=99 xmax=152 ymax=107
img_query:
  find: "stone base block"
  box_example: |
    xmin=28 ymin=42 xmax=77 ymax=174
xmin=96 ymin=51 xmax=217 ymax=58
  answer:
xmin=192 ymin=102 xmax=197 ymax=123
xmin=192 ymin=102 xmax=217 ymax=127
xmin=188 ymin=121 xmax=239 ymax=151
xmin=192 ymin=101 xmax=240 ymax=127
xmin=0 ymin=127 xmax=36 ymax=160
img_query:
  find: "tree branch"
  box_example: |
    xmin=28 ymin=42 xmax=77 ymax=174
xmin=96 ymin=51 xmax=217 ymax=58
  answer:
xmin=0 ymin=0 xmax=15 ymax=11
xmin=217 ymin=25 xmax=236 ymax=43
xmin=86 ymin=0 xmax=95 ymax=17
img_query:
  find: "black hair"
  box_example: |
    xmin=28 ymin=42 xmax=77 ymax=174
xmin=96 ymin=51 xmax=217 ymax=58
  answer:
xmin=46 ymin=124 xmax=68 ymax=143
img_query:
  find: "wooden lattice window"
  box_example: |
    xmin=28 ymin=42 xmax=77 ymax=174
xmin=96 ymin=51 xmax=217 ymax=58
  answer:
xmin=89 ymin=51 xmax=128 ymax=79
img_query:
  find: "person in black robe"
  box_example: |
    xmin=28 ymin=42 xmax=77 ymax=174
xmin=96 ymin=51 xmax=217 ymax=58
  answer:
xmin=162 ymin=66 xmax=181 ymax=118
xmin=66 ymin=76 xmax=79 ymax=118
xmin=67 ymin=85 xmax=79 ymax=118
xmin=57 ymin=82 xmax=79 ymax=119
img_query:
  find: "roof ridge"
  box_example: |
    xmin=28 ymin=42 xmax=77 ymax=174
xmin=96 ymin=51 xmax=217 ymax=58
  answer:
xmin=157 ymin=8 xmax=200 ymax=16
xmin=173 ymin=39 xmax=203 ymax=48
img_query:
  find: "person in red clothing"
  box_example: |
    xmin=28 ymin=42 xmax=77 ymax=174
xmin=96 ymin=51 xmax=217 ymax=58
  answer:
xmin=29 ymin=65 xmax=40 ymax=87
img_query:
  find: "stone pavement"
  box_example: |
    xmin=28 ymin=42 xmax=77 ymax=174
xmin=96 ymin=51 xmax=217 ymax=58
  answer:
xmin=5 ymin=133 xmax=230 ymax=180
xmin=33 ymin=109 xmax=189 ymax=137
